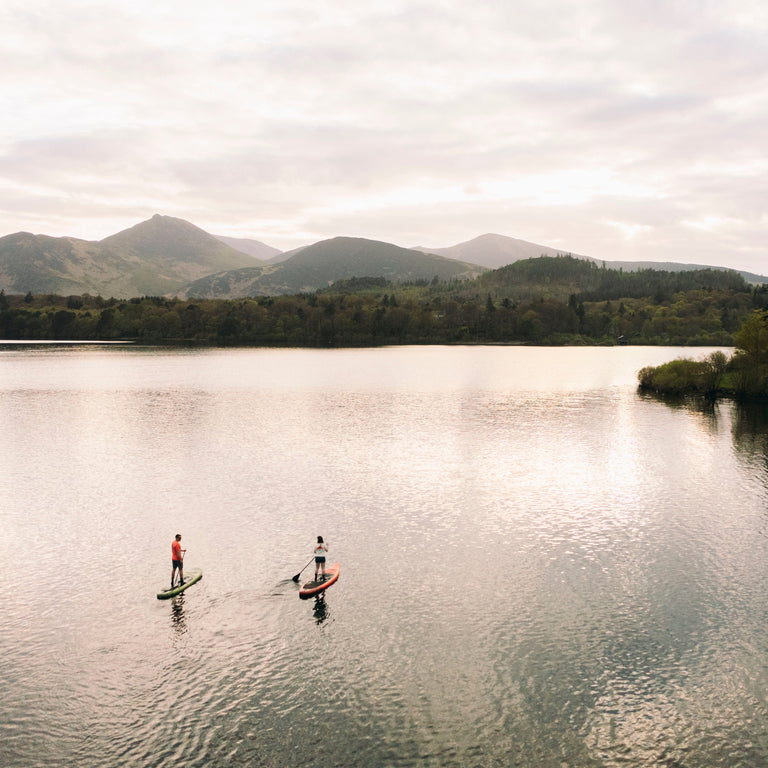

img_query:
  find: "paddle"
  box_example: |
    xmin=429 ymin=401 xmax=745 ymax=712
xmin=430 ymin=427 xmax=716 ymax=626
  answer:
xmin=292 ymin=558 xmax=314 ymax=583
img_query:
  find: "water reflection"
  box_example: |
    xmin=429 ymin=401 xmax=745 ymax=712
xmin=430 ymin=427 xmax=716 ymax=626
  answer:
xmin=311 ymin=594 xmax=330 ymax=625
xmin=732 ymin=401 xmax=768 ymax=463
xmin=642 ymin=391 xmax=768 ymax=465
xmin=169 ymin=594 xmax=187 ymax=635
xmin=639 ymin=390 xmax=720 ymax=425
xmin=4 ymin=346 xmax=768 ymax=768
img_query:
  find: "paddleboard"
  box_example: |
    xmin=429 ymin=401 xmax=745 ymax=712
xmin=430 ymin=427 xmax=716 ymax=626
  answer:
xmin=157 ymin=568 xmax=203 ymax=600
xmin=299 ymin=562 xmax=340 ymax=599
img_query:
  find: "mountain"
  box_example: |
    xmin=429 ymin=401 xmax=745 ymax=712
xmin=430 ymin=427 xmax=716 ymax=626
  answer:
xmin=3 ymin=218 xmax=764 ymax=300
xmin=414 ymin=233 xmax=584 ymax=269
xmin=417 ymin=232 xmax=768 ymax=285
xmin=98 ymin=215 xmax=262 ymax=290
xmin=0 ymin=215 xmax=262 ymax=298
xmin=214 ymin=235 xmax=282 ymax=261
xmin=178 ymin=236 xmax=486 ymax=299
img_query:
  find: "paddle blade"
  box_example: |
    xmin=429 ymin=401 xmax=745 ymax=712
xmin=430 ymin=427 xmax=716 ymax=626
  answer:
xmin=292 ymin=557 xmax=314 ymax=583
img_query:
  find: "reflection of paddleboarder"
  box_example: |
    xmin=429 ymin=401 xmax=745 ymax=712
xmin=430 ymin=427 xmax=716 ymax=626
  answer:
xmin=171 ymin=534 xmax=186 ymax=588
xmin=313 ymin=535 xmax=328 ymax=581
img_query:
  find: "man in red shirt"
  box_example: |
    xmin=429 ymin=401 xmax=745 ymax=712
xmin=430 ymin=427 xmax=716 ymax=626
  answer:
xmin=171 ymin=534 xmax=186 ymax=588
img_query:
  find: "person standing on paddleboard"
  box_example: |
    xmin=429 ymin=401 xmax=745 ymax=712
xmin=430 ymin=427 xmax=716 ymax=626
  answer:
xmin=171 ymin=533 xmax=186 ymax=588
xmin=314 ymin=536 xmax=328 ymax=581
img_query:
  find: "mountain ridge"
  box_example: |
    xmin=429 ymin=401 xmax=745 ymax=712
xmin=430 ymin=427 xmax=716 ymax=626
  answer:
xmin=415 ymin=232 xmax=768 ymax=284
xmin=178 ymin=236 xmax=485 ymax=299
xmin=1 ymin=216 xmax=765 ymax=299
xmin=0 ymin=215 xmax=261 ymax=298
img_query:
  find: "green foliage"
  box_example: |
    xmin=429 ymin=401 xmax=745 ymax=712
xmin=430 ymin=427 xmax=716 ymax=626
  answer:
xmin=730 ymin=310 xmax=768 ymax=397
xmin=328 ymin=276 xmax=388 ymax=292
xmin=638 ymin=351 xmax=729 ymax=396
xmin=733 ymin=309 xmax=768 ymax=362
xmin=2 ymin=258 xmax=767 ymax=352
xmin=638 ymin=313 xmax=768 ymax=400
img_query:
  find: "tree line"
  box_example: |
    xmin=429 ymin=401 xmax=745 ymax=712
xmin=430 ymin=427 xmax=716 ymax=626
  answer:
xmin=1 ymin=256 xmax=766 ymax=347
xmin=638 ymin=309 xmax=768 ymax=399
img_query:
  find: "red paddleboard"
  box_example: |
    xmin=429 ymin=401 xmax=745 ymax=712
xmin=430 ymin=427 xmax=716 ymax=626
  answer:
xmin=299 ymin=562 xmax=340 ymax=598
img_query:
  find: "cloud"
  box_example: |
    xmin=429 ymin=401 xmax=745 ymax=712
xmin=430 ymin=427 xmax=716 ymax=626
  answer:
xmin=0 ymin=0 xmax=766 ymax=272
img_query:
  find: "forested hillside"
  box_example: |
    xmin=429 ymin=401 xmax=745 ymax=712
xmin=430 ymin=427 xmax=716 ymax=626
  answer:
xmin=2 ymin=256 xmax=766 ymax=346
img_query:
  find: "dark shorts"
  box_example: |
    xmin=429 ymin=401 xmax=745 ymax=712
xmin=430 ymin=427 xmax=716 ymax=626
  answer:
xmin=172 ymin=559 xmax=183 ymax=570
xmin=315 ymin=556 xmax=326 ymax=564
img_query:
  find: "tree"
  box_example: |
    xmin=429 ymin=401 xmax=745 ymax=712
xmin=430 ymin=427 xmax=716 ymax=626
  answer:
xmin=733 ymin=309 xmax=768 ymax=364
xmin=701 ymin=350 xmax=728 ymax=394
xmin=52 ymin=310 xmax=76 ymax=338
xmin=732 ymin=310 xmax=768 ymax=397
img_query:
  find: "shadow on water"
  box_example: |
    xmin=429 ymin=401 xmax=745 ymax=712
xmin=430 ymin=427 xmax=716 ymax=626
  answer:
xmin=311 ymin=594 xmax=329 ymax=625
xmin=169 ymin=594 xmax=187 ymax=635
xmin=640 ymin=390 xmax=722 ymax=436
xmin=272 ymin=577 xmax=332 ymax=623
xmin=639 ymin=389 xmax=718 ymax=413
xmin=641 ymin=391 xmax=768 ymax=459
xmin=732 ymin=401 xmax=768 ymax=464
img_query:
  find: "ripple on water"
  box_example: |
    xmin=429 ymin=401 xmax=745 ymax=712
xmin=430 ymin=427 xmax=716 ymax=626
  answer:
xmin=3 ymin=347 xmax=768 ymax=767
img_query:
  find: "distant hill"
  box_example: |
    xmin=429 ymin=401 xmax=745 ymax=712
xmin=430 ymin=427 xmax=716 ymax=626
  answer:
xmin=414 ymin=232 xmax=584 ymax=269
xmin=417 ymin=232 xmax=768 ymax=285
xmin=599 ymin=259 xmax=768 ymax=285
xmin=178 ymin=236 xmax=486 ymax=299
xmin=475 ymin=254 xmax=753 ymax=305
xmin=0 ymin=215 xmax=262 ymax=298
xmin=214 ymin=235 xmax=282 ymax=261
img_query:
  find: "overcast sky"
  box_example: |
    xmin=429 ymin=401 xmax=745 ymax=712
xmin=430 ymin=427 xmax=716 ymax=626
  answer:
xmin=1 ymin=0 xmax=766 ymax=272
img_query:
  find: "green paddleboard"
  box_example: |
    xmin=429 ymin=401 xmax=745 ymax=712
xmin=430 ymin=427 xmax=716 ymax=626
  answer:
xmin=157 ymin=568 xmax=203 ymax=600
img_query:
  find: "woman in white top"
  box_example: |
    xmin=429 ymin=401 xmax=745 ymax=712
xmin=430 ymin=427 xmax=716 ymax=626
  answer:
xmin=313 ymin=535 xmax=328 ymax=581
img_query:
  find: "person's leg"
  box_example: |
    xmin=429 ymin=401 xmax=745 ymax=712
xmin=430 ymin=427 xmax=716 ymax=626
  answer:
xmin=171 ymin=563 xmax=177 ymax=588
xmin=179 ymin=564 xmax=184 ymax=585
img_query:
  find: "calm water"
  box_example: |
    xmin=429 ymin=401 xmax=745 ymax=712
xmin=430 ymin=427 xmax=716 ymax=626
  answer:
xmin=2 ymin=345 xmax=768 ymax=768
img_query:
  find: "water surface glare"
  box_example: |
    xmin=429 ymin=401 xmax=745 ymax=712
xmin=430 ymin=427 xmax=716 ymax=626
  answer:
xmin=2 ymin=345 xmax=768 ymax=768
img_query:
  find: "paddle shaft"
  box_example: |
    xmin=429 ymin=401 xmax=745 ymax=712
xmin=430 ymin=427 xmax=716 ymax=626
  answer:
xmin=292 ymin=557 xmax=314 ymax=582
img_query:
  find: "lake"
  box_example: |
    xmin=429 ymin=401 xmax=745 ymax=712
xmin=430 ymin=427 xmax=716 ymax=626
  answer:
xmin=1 ymin=344 xmax=767 ymax=768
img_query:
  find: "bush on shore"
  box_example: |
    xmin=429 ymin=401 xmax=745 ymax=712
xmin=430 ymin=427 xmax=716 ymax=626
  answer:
xmin=638 ymin=351 xmax=729 ymax=396
xmin=638 ymin=310 xmax=768 ymax=400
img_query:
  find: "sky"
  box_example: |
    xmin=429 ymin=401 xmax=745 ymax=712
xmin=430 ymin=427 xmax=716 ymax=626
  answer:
xmin=1 ymin=0 xmax=766 ymax=273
